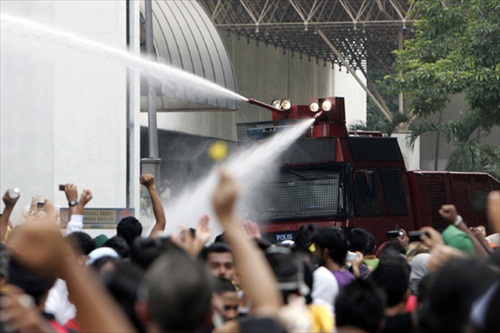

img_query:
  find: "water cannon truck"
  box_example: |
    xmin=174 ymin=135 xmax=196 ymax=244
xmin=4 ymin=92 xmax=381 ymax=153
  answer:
xmin=241 ymin=97 xmax=500 ymax=244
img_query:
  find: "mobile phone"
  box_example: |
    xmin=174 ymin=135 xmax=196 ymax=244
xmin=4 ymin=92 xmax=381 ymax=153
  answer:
xmin=37 ymin=201 xmax=45 ymax=208
xmin=346 ymin=252 xmax=357 ymax=261
xmin=59 ymin=184 xmax=65 ymax=191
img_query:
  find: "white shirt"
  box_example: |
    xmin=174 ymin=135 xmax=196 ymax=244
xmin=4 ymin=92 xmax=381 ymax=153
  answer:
xmin=311 ymin=266 xmax=339 ymax=315
xmin=45 ymin=214 xmax=83 ymax=324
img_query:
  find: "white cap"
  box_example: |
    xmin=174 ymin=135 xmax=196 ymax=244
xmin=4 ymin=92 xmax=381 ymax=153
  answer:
xmin=86 ymin=247 xmax=119 ymax=265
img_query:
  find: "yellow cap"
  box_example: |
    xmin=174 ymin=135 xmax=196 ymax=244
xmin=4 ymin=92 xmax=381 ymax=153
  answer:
xmin=309 ymin=243 xmax=316 ymax=252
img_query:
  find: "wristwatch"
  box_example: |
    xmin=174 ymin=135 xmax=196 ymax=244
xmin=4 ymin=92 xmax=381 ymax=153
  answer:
xmin=68 ymin=200 xmax=78 ymax=207
xmin=453 ymin=215 xmax=463 ymax=227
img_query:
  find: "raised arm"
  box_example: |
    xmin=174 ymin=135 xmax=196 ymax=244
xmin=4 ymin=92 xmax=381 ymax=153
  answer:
xmin=439 ymin=204 xmax=489 ymax=258
xmin=63 ymin=183 xmax=79 ymax=218
xmin=1 ymin=188 xmax=20 ymax=242
xmin=212 ymin=167 xmax=282 ymax=317
xmin=140 ymin=174 xmax=167 ymax=238
xmin=65 ymin=187 xmax=93 ymax=235
xmin=7 ymin=200 xmax=135 ymax=333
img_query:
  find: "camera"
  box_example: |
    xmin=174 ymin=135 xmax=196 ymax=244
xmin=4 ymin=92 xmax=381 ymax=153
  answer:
xmin=37 ymin=201 xmax=45 ymax=208
xmin=59 ymin=184 xmax=65 ymax=191
xmin=408 ymin=230 xmax=429 ymax=243
xmin=387 ymin=230 xmax=403 ymax=238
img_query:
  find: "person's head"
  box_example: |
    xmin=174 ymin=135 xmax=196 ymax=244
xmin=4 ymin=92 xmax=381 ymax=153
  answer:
xmin=405 ymin=241 xmax=430 ymax=263
xmin=409 ymin=253 xmax=431 ymax=297
xmin=91 ymin=256 xmax=122 ymax=276
xmin=86 ymin=247 xmax=121 ymax=276
xmin=213 ymin=277 xmax=239 ymax=322
xmin=419 ymin=258 xmax=499 ymax=333
xmin=201 ymin=243 xmax=235 ymax=281
xmin=265 ymin=246 xmax=310 ymax=304
xmin=104 ymin=236 xmax=131 ymax=259
xmin=294 ymin=224 xmax=319 ymax=251
xmin=65 ymin=231 xmax=95 ymax=256
xmin=370 ymin=249 xmax=411 ymax=310
xmin=117 ymin=217 xmax=143 ymax=247
xmin=130 ymin=237 xmax=163 ymax=270
xmin=365 ymin=232 xmax=376 ymax=255
xmin=335 ymin=279 xmax=386 ymax=333
xmin=138 ymin=252 xmax=212 ymax=333
xmin=102 ymin=262 xmax=145 ymax=332
xmin=311 ymin=227 xmax=349 ymax=266
xmin=8 ymin=258 xmax=56 ymax=306
xmin=347 ymin=227 xmax=371 ymax=254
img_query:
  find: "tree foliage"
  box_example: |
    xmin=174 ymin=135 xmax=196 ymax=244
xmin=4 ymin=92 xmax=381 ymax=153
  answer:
xmin=392 ymin=0 xmax=500 ymax=129
xmin=388 ymin=0 xmax=500 ymax=177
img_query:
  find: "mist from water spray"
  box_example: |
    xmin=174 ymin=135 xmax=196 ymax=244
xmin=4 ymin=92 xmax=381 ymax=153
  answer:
xmin=0 ymin=12 xmax=315 ymax=235
xmin=0 ymin=13 xmax=247 ymax=103
xmin=164 ymin=118 xmax=315 ymax=236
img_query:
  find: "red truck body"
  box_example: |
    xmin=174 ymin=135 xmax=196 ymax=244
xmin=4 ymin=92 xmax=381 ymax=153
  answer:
xmin=240 ymin=97 xmax=500 ymax=244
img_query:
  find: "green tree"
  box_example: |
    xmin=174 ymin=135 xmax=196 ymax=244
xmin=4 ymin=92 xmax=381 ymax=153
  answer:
xmin=350 ymin=70 xmax=407 ymax=136
xmin=390 ymin=0 xmax=500 ymax=177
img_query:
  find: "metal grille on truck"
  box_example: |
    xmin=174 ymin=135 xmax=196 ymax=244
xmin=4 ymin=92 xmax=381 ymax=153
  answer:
xmin=248 ymin=165 xmax=349 ymax=221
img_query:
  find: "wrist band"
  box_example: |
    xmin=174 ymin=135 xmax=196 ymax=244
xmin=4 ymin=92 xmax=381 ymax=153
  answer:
xmin=454 ymin=215 xmax=463 ymax=227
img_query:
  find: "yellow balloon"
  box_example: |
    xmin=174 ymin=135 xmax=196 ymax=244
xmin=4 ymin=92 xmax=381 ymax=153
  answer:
xmin=208 ymin=141 xmax=228 ymax=161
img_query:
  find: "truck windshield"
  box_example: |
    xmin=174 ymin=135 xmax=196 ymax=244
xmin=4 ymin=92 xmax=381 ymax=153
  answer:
xmin=247 ymin=164 xmax=349 ymax=221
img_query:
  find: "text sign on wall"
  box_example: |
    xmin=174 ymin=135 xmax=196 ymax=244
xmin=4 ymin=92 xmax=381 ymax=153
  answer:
xmin=60 ymin=208 xmax=134 ymax=229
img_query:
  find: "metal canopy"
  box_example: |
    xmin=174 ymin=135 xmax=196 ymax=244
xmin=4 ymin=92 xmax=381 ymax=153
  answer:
xmin=140 ymin=0 xmax=238 ymax=111
xmin=198 ymin=0 xmax=418 ymax=73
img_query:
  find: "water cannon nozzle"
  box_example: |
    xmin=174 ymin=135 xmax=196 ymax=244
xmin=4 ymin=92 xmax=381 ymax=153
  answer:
xmin=247 ymin=98 xmax=286 ymax=114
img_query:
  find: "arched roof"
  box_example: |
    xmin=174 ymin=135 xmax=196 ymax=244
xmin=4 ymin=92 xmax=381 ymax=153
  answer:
xmin=141 ymin=0 xmax=238 ymax=111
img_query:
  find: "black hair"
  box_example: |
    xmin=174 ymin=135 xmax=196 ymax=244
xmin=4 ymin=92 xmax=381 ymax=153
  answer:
xmin=144 ymin=252 xmax=212 ymax=333
xmin=347 ymin=227 xmax=371 ymax=253
xmin=102 ymin=262 xmax=145 ymax=333
xmin=335 ymin=279 xmax=386 ymax=333
xmin=419 ymin=258 xmax=499 ymax=333
xmin=91 ymin=256 xmax=121 ymax=275
xmin=213 ymin=277 xmax=237 ymax=294
xmin=366 ymin=232 xmax=376 ymax=255
xmin=380 ymin=239 xmax=406 ymax=256
xmin=311 ymin=227 xmax=349 ymax=265
xmin=130 ymin=237 xmax=163 ymax=270
xmin=65 ymin=231 xmax=95 ymax=255
xmin=265 ymin=247 xmax=310 ymax=304
xmin=480 ymin=282 xmax=500 ymax=333
xmin=199 ymin=242 xmax=232 ymax=262
xmin=294 ymin=224 xmax=319 ymax=251
xmin=213 ymin=232 xmax=225 ymax=243
xmin=104 ymin=236 xmax=131 ymax=259
xmin=370 ymin=249 xmax=410 ymax=307
xmin=130 ymin=236 xmax=183 ymax=270
xmin=8 ymin=259 xmax=56 ymax=305
xmin=116 ymin=216 xmax=143 ymax=247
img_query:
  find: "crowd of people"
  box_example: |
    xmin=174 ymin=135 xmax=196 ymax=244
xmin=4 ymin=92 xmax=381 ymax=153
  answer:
xmin=0 ymin=168 xmax=499 ymax=333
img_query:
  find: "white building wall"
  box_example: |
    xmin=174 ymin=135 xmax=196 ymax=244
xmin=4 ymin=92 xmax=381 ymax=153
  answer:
xmin=1 ymin=1 xmax=130 ymax=227
xmin=332 ymin=64 xmax=367 ymax=127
